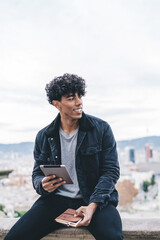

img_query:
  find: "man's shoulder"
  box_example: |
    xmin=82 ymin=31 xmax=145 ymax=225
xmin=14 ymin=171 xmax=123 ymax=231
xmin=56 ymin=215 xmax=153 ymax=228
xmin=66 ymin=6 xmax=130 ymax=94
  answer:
xmin=37 ymin=125 xmax=49 ymax=134
xmin=85 ymin=113 xmax=109 ymax=127
xmin=36 ymin=114 xmax=60 ymax=139
xmin=36 ymin=120 xmax=55 ymax=141
xmin=35 ymin=125 xmax=49 ymax=140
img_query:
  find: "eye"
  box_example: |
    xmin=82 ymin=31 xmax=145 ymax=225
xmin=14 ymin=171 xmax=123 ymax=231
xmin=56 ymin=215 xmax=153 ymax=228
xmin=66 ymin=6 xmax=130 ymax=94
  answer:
xmin=68 ymin=97 xmax=74 ymax=101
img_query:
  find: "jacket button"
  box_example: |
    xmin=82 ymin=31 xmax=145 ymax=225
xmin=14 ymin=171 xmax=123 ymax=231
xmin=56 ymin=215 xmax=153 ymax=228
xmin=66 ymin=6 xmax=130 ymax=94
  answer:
xmin=55 ymin=156 xmax=58 ymax=159
xmin=51 ymin=138 xmax=53 ymax=140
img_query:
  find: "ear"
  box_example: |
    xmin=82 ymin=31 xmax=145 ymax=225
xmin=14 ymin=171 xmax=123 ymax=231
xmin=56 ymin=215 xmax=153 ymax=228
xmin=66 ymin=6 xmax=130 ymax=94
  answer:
xmin=52 ymin=100 xmax=61 ymax=110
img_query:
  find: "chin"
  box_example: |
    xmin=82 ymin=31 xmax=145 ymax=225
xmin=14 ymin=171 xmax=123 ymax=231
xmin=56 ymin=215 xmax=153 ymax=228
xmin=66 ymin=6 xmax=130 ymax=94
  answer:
xmin=73 ymin=114 xmax=82 ymax=119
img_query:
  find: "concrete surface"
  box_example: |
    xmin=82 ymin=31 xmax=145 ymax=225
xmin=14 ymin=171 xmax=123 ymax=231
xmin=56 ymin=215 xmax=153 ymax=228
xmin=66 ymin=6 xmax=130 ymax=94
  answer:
xmin=0 ymin=217 xmax=160 ymax=239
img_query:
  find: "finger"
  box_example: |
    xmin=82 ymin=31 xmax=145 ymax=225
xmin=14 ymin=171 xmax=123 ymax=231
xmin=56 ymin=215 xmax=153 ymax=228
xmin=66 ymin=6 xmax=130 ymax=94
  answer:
xmin=44 ymin=178 xmax=64 ymax=190
xmin=54 ymin=180 xmax=66 ymax=189
xmin=43 ymin=177 xmax=61 ymax=188
xmin=75 ymin=207 xmax=85 ymax=217
xmin=47 ymin=182 xmax=66 ymax=192
xmin=42 ymin=176 xmax=58 ymax=191
xmin=47 ymin=180 xmax=66 ymax=192
xmin=49 ymin=177 xmax=64 ymax=185
xmin=78 ymin=217 xmax=90 ymax=227
xmin=42 ymin=175 xmax=56 ymax=183
xmin=74 ymin=207 xmax=82 ymax=216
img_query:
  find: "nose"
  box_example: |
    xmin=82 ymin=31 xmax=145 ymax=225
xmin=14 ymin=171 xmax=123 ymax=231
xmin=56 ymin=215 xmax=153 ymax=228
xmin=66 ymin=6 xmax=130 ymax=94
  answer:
xmin=75 ymin=94 xmax=82 ymax=105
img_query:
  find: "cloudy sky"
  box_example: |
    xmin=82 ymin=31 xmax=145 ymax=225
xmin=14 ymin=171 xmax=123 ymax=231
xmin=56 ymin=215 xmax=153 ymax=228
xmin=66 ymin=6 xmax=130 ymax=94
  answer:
xmin=0 ymin=0 xmax=160 ymax=143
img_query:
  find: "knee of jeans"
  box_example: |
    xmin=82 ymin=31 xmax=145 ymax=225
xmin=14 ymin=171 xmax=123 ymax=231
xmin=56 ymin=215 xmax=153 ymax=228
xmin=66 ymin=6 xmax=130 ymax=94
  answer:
xmin=4 ymin=232 xmax=17 ymax=240
xmin=4 ymin=234 xmax=11 ymax=240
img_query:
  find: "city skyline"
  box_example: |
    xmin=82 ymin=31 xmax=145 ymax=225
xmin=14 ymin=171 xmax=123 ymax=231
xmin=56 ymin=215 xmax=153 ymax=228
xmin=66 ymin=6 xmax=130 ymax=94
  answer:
xmin=1 ymin=0 xmax=160 ymax=143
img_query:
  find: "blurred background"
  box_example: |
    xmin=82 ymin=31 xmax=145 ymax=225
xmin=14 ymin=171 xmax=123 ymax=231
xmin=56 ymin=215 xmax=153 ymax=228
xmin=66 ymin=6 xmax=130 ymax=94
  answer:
xmin=0 ymin=0 xmax=160 ymax=218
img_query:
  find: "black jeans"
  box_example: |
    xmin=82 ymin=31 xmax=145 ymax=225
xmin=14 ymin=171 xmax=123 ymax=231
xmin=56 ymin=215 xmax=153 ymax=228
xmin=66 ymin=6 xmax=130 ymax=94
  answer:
xmin=4 ymin=194 xmax=123 ymax=240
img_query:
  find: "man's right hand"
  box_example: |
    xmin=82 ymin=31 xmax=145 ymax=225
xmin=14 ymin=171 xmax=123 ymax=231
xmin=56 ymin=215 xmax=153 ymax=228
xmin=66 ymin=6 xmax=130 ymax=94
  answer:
xmin=41 ymin=175 xmax=66 ymax=193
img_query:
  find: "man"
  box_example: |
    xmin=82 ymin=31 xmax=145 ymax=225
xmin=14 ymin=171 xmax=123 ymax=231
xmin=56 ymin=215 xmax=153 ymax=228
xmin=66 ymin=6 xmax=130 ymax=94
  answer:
xmin=5 ymin=73 xmax=123 ymax=240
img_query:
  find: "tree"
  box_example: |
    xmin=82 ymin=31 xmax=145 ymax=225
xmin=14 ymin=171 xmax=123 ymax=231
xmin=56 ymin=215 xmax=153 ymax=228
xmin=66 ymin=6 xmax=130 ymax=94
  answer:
xmin=151 ymin=174 xmax=155 ymax=185
xmin=142 ymin=181 xmax=150 ymax=193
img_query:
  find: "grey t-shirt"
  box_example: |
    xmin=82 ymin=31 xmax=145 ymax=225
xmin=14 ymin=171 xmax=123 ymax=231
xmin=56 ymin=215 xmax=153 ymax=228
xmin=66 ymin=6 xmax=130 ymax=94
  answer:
xmin=55 ymin=127 xmax=82 ymax=198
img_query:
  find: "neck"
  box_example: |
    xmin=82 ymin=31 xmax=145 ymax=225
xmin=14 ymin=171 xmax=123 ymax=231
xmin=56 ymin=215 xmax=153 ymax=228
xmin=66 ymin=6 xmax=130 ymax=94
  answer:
xmin=60 ymin=117 xmax=79 ymax=135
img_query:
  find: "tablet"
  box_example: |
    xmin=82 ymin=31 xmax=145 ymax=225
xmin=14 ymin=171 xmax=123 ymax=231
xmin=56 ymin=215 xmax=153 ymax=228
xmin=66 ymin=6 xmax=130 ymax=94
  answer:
xmin=40 ymin=165 xmax=73 ymax=184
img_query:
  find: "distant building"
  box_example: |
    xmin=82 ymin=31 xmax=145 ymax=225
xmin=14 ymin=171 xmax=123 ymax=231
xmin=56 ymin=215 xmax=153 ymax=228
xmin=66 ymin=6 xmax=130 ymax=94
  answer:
xmin=145 ymin=144 xmax=153 ymax=162
xmin=126 ymin=147 xmax=135 ymax=163
xmin=129 ymin=148 xmax=135 ymax=163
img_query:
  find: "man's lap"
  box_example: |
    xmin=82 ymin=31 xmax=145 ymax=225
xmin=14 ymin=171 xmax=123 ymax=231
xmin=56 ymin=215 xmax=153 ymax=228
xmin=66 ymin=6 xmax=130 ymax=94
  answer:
xmin=4 ymin=196 xmax=123 ymax=240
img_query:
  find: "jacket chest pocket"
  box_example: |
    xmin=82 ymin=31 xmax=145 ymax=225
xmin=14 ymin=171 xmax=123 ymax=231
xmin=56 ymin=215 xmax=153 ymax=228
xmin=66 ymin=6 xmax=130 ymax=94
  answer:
xmin=79 ymin=146 xmax=101 ymax=166
xmin=80 ymin=145 xmax=101 ymax=155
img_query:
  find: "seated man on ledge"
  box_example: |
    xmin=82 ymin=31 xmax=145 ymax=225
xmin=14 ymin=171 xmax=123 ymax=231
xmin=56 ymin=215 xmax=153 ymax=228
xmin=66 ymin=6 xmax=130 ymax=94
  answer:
xmin=5 ymin=73 xmax=123 ymax=240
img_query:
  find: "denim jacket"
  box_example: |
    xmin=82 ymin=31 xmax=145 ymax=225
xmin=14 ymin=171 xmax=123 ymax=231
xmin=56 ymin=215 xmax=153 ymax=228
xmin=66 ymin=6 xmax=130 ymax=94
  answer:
xmin=32 ymin=112 xmax=120 ymax=209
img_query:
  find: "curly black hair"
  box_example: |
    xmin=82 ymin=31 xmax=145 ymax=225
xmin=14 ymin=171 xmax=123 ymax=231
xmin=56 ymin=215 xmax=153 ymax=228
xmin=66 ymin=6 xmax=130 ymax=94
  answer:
xmin=45 ymin=73 xmax=86 ymax=105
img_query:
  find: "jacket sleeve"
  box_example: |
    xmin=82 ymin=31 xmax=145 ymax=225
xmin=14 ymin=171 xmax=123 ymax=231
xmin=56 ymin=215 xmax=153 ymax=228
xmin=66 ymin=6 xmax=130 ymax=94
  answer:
xmin=89 ymin=123 xmax=120 ymax=209
xmin=32 ymin=132 xmax=50 ymax=196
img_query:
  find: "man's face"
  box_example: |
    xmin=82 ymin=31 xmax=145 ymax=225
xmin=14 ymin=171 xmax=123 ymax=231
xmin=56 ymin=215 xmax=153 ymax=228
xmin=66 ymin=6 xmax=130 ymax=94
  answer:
xmin=54 ymin=93 xmax=83 ymax=121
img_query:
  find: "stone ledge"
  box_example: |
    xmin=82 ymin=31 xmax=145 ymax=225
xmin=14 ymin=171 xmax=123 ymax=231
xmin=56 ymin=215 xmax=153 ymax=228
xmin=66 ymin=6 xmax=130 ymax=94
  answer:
xmin=1 ymin=218 xmax=160 ymax=240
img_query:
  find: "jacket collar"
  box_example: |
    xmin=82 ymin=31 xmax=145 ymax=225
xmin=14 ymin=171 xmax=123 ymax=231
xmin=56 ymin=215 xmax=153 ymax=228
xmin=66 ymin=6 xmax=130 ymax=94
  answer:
xmin=45 ymin=112 xmax=94 ymax=137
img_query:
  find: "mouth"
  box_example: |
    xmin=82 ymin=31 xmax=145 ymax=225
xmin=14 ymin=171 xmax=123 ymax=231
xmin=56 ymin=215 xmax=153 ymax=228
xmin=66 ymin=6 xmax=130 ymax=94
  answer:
xmin=73 ymin=108 xmax=82 ymax=113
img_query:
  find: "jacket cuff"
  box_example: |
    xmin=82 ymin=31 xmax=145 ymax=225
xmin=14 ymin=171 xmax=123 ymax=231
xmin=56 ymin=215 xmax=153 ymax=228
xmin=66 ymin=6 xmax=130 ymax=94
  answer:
xmin=33 ymin=176 xmax=50 ymax=196
xmin=89 ymin=195 xmax=109 ymax=210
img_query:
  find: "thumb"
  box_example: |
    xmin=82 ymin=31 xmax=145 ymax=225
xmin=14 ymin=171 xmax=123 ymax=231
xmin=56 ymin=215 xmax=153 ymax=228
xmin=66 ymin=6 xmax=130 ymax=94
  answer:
xmin=74 ymin=207 xmax=83 ymax=217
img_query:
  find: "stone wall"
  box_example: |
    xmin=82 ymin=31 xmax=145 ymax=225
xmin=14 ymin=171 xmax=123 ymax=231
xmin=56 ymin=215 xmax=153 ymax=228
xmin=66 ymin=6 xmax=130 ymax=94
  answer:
xmin=1 ymin=218 xmax=160 ymax=240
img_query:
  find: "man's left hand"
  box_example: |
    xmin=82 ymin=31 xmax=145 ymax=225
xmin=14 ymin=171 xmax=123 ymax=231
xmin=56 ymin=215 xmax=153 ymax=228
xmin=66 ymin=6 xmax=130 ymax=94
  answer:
xmin=75 ymin=202 xmax=98 ymax=226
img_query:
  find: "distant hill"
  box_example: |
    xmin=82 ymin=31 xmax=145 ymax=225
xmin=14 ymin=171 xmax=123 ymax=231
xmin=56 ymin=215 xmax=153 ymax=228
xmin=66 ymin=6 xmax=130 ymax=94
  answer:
xmin=0 ymin=136 xmax=160 ymax=154
xmin=117 ymin=136 xmax=160 ymax=150
xmin=0 ymin=142 xmax=34 ymax=155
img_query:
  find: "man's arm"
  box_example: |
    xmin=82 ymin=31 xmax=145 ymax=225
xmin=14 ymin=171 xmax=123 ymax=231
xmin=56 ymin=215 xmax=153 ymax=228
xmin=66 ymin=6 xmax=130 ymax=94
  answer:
xmin=75 ymin=123 xmax=119 ymax=226
xmin=89 ymin=122 xmax=120 ymax=208
xmin=32 ymin=132 xmax=66 ymax=195
xmin=32 ymin=132 xmax=47 ymax=195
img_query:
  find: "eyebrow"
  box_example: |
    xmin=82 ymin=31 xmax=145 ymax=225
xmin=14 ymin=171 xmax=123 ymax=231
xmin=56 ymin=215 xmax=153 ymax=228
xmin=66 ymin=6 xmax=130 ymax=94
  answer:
xmin=66 ymin=94 xmax=74 ymax=98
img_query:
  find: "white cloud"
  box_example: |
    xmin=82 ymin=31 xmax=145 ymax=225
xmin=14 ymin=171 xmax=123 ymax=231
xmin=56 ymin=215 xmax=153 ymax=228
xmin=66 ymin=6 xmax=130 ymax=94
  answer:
xmin=0 ymin=0 xmax=160 ymax=143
